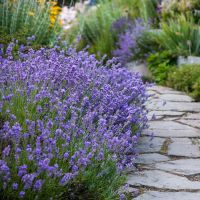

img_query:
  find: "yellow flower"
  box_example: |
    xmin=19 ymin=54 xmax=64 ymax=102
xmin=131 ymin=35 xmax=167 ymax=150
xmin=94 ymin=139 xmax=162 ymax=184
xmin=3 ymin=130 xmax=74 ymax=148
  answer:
xmin=49 ymin=2 xmax=62 ymax=28
xmin=28 ymin=11 xmax=35 ymax=16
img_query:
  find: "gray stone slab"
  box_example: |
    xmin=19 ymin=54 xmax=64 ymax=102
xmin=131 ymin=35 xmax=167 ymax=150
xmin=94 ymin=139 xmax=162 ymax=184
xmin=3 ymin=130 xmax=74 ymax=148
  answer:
xmin=163 ymin=117 xmax=179 ymax=121
xmin=148 ymin=111 xmax=185 ymax=118
xmin=142 ymin=129 xmax=200 ymax=138
xmin=184 ymin=113 xmax=200 ymax=120
xmin=178 ymin=119 xmax=200 ymax=129
xmin=160 ymin=94 xmax=193 ymax=102
xmin=153 ymin=159 xmax=200 ymax=175
xmin=147 ymin=90 xmax=160 ymax=97
xmin=147 ymin=121 xmax=200 ymax=137
xmin=149 ymin=86 xmax=185 ymax=95
xmin=128 ymin=170 xmax=200 ymax=190
xmin=149 ymin=121 xmax=195 ymax=130
xmin=147 ymin=101 xmax=200 ymax=112
xmin=135 ymin=191 xmax=200 ymax=200
xmin=135 ymin=153 xmax=170 ymax=165
xmin=168 ymin=138 xmax=200 ymax=157
xmin=137 ymin=137 xmax=165 ymax=153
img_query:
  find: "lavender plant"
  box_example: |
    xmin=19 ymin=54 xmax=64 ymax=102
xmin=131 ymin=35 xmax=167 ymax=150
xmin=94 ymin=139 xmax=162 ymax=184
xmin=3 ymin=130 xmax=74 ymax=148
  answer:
xmin=112 ymin=18 xmax=149 ymax=65
xmin=0 ymin=44 xmax=148 ymax=199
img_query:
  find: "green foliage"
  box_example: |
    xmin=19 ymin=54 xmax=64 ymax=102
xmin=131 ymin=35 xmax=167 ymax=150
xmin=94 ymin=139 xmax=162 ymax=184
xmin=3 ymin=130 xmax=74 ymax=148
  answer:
xmin=136 ymin=0 xmax=158 ymax=23
xmin=192 ymin=78 xmax=200 ymax=101
xmin=76 ymin=0 xmax=122 ymax=58
xmin=0 ymin=28 xmax=44 ymax=58
xmin=167 ymin=64 xmax=200 ymax=101
xmin=118 ymin=0 xmax=159 ymax=22
xmin=67 ymin=0 xmax=159 ymax=58
xmin=135 ymin=30 xmax=161 ymax=60
xmin=147 ymin=51 xmax=176 ymax=84
xmin=153 ymin=15 xmax=200 ymax=56
xmin=0 ymin=0 xmax=60 ymax=46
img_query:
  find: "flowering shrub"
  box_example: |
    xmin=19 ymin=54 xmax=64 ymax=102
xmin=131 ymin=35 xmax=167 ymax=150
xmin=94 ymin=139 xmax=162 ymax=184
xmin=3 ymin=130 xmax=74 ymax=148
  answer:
xmin=0 ymin=44 xmax=148 ymax=199
xmin=112 ymin=18 xmax=149 ymax=65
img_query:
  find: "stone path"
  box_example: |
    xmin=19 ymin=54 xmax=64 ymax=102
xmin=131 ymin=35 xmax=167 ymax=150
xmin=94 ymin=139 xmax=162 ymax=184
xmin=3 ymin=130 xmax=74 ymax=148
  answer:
xmin=127 ymin=86 xmax=200 ymax=200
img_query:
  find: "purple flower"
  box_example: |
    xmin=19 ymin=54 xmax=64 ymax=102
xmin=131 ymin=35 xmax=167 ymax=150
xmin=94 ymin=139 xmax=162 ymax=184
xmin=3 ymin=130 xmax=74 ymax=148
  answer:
xmin=120 ymin=193 xmax=126 ymax=200
xmin=21 ymin=173 xmax=36 ymax=189
xmin=33 ymin=179 xmax=43 ymax=191
xmin=72 ymin=165 xmax=78 ymax=172
xmin=12 ymin=183 xmax=18 ymax=190
xmin=60 ymin=173 xmax=73 ymax=186
xmin=18 ymin=165 xmax=27 ymax=177
xmin=19 ymin=191 xmax=25 ymax=198
xmin=2 ymin=145 xmax=11 ymax=158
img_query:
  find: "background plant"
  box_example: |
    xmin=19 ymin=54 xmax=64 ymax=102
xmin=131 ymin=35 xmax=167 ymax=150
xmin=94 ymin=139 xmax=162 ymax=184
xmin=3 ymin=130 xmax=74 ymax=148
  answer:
xmin=73 ymin=0 xmax=122 ymax=58
xmin=167 ymin=64 xmax=200 ymax=101
xmin=147 ymin=51 xmax=177 ymax=85
xmin=0 ymin=0 xmax=61 ymax=46
xmin=161 ymin=0 xmax=200 ymax=23
xmin=66 ymin=0 xmax=159 ymax=59
xmin=112 ymin=18 xmax=149 ymax=65
xmin=152 ymin=15 xmax=200 ymax=56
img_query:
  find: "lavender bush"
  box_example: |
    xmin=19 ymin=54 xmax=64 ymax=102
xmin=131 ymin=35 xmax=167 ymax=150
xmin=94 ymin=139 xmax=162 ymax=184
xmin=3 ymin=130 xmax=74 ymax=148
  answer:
xmin=0 ymin=44 xmax=148 ymax=199
xmin=112 ymin=18 xmax=149 ymax=65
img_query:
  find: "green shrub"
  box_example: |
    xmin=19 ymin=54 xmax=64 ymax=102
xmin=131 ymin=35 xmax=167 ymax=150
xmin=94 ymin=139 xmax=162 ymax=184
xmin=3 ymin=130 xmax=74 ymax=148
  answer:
xmin=192 ymin=78 xmax=200 ymax=101
xmin=147 ymin=51 xmax=177 ymax=84
xmin=167 ymin=64 xmax=200 ymax=101
xmin=135 ymin=30 xmax=161 ymax=60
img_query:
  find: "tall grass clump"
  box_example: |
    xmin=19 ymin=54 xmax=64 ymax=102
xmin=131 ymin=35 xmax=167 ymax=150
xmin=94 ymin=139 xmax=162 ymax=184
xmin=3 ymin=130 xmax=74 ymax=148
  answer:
xmin=0 ymin=0 xmax=61 ymax=45
xmin=0 ymin=43 xmax=148 ymax=199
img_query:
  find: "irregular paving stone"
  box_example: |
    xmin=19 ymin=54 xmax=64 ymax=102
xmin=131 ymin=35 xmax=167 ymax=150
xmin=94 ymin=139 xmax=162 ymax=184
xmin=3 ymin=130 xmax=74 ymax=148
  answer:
xmin=137 ymin=137 xmax=165 ymax=153
xmin=119 ymin=186 xmax=139 ymax=195
xmin=147 ymin=121 xmax=200 ymax=137
xmin=135 ymin=153 xmax=170 ymax=165
xmin=149 ymin=121 xmax=195 ymax=130
xmin=148 ymin=111 xmax=185 ymax=118
xmin=184 ymin=113 xmax=200 ymax=120
xmin=142 ymin=129 xmax=200 ymax=138
xmin=128 ymin=170 xmax=200 ymax=190
xmin=178 ymin=119 xmax=200 ymax=129
xmin=135 ymin=191 xmax=200 ymax=200
xmin=147 ymin=101 xmax=200 ymax=112
xmin=163 ymin=117 xmax=180 ymax=121
xmin=153 ymin=159 xmax=200 ymax=175
xmin=147 ymin=90 xmax=160 ymax=97
xmin=149 ymin=86 xmax=185 ymax=95
xmin=168 ymin=138 xmax=200 ymax=157
xmin=160 ymin=94 xmax=193 ymax=102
